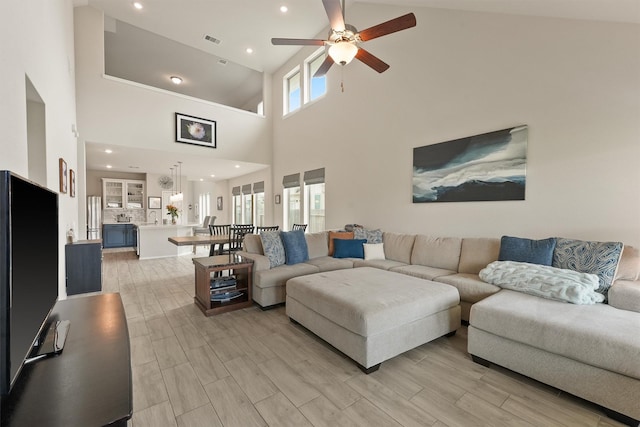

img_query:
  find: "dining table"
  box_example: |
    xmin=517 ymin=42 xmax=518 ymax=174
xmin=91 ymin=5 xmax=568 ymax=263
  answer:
xmin=168 ymin=234 xmax=229 ymax=255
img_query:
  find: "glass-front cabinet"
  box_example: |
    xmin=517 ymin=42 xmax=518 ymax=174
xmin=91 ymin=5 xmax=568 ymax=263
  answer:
xmin=102 ymin=179 xmax=145 ymax=209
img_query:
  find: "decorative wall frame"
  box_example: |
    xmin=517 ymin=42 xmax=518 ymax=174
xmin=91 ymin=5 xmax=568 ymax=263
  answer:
xmin=175 ymin=113 xmax=216 ymax=148
xmin=59 ymin=158 xmax=67 ymax=194
xmin=413 ymin=125 xmax=528 ymax=203
xmin=216 ymin=196 xmax=223 ymax=211
xmin=148 ymin=196 xmax=161 ymax=209
xmin=69 ymin=169 xmax=76 ymax=198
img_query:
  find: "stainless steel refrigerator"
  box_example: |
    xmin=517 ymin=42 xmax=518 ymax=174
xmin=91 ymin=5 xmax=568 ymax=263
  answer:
xmin=87 ymin=196 xmax=102 ymax=240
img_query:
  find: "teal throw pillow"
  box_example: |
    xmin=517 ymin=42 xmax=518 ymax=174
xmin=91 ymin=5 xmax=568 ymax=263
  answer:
xmin=280 ymin=230 xmax=309 ymax=265
xmin=260 ymin=230 xmax=285 ymax=268
xmin=333 ymin=238 xmax=367 ymax=259
xmin=498 ymin=236 xmax=556 ymax=266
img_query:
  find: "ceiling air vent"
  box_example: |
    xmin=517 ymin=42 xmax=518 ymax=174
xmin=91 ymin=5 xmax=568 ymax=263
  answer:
xmin=218 ymin=59 xmax=228 ymax=66
xmin=204 ymin=35 xmax=221 ymax=45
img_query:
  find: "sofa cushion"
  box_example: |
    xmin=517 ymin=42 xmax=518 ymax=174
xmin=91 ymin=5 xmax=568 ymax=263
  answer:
xmin=458 ymin=238 xmax=501 ymax=274
xmin=304 ymin=256 xmax=354 ymax=272
xmin=498 ymin=236 xmax=556 ymax=266
xmin=333 ymin=238 xmax=366 ymax=259
xmin=260 ymin=231 xmax=286 ymax=268
xmin=243 ymin=234 xmax=264 ymax=255
xmin=391 ymin=264 xmax=457 ymax=281
xmin=615 ymin=246 xmax=640 ymax=281
xmin=608 ymin=280 xmax=640 ymax=313
xmin=328 ymin=231 xmax=353 ymax=256
xmin=286 ymin=267 xmax=460 ymax=336
xmin=411 ymin=235 xmax=462 ymax=271
xmin=435 ymin=273 xmax=501 ymax=304
xmin=354 ymin=228 xmax=383 ymax=244
xmin=254 ymin=263 xmax=319 ymax=289
xmin=281 ymin=230 xmax=309 ymax=265
xmin=470 ymin=289 xmax=640 ymax=380
xmin=354 ymin=259 xmax=407 ymax=270
xmin=305 ymin=232 xmax=329 ymax=259
xmin=552 ymin=238 xmax=623 ymax=298
xmin=382 ymin=233 xmax=415 ymax=264
xmin=364 ymin=243 xmax=385 ymax=260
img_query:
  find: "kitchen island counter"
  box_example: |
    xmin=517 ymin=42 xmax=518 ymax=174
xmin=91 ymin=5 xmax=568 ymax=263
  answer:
xmin=136 ymin=223 xmax=200 ymax=259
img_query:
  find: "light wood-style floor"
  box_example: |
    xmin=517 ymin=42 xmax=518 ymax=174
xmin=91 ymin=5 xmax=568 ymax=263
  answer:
xmin=102 ymin=248 xmax=627 ymax=427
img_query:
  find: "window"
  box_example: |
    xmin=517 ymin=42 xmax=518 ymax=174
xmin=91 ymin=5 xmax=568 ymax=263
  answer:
xmin=242 ymin=184 xmax=253 ymax=224
xmin=305 ymin=50 xmax=327 ymax=103
xmin=232 ymin=186 xmax=242 ymax=224
xmin=303 ymin=168 xmax=325 ymax=232
xmin=253 ymin=181 xmax=265 ymax=226
xmin=282 ymin=173 xmax=301 ymax=230
xmin=284 ymin=67 xmax=301 ymax=115
xmin=198 ymin=193 xmax=210 ymax=223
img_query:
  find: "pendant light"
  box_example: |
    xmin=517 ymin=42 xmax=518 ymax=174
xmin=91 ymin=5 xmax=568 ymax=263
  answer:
xmin=170 ymin=161 xmax=184 ymax=202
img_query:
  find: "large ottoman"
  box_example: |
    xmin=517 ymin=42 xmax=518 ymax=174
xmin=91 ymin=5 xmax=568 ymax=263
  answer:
xmin=286 ymin=267 xmax=461 ymax=373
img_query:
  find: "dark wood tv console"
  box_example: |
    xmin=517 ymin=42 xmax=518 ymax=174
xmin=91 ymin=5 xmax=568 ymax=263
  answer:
xmin=1 ymin=293 xmax=132 ymax=426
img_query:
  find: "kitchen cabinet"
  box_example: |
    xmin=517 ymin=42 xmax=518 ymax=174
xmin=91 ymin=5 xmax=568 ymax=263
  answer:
xmin=102 ymin=178 xmax=145 ymax=209
xmin=65 ymin=240 xmax=102 ymax=295
xmin=103 ymin=224 xmax=137 ymax=248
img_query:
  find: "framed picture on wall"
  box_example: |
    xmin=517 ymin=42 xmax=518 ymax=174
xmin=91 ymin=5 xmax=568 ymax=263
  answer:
xmin=59 ymin=158 xmax=67 ymax=194
xmin=148 ymin=196 xmax=161 ymax=209
xmin=217 ymin=196 xmax=223 ymax=210
xmin=69 ymin=169 xmax=76 ymax=197
xmin=175 ymin=113 xmax=217 ymax=148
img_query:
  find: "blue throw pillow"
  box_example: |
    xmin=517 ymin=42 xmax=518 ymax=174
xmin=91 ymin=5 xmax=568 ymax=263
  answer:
xmin=499 ymin=236 xmax=557 ymax=266
xmin=280 ymin=230 xmax=309 ymax=265
xmin=333 ymin=238 xmax=367 ymax=259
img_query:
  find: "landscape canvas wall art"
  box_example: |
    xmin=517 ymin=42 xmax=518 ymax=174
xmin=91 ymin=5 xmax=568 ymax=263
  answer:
xmin=413 ymin=125 xmax=528 ymax=203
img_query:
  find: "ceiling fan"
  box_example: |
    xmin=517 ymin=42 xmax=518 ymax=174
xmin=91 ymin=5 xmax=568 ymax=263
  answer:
xmin=271 ymin=0 xmax=416 ymax=76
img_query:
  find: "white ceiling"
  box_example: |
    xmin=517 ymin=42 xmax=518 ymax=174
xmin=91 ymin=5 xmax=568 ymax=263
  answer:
xmin=77 ymin=0 xmax=640 ymax=182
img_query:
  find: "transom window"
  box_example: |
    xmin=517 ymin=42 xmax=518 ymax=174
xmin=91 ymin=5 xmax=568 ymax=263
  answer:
xmin=284 ymin=67 xmax=301 ymax=115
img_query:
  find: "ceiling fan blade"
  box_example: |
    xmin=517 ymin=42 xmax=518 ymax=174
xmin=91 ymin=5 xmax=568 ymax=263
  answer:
xmin=314 ymin=55 xmax=334 ymax=77
xmin=355 ymin=48 xmax=390 ymax=73
xmin=322 ymin=0 xmax=345 ymax=31
xmin=271 ymin=38 xmax=326 ymax=46
xmin=358 ymin=13 xmax=417 ymax=42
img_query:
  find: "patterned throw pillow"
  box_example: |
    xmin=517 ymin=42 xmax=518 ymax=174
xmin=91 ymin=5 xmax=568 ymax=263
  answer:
xmin=260 ymin=231 xmax=285 ymax=268
xmin=353 ymin=228 xmax=383 ymax=244
xmin=552 ymin=238 xmax=624 ymax=299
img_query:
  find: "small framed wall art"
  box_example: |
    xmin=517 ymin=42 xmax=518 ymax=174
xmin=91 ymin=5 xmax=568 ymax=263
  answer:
xmin=275 ymin=194 xmax=281 ymax=205
xmin=148 ymin=196 xmax=161 ymax=209
xmin=175 ymin=113 xmax=216 ymax=148
xmin=59 ymin=158 xmax=67 ymax=194
xmin=69 ymin=169 xmax=76 ymax=198
xmin=216 ymin=196 xmax=223 ymax=211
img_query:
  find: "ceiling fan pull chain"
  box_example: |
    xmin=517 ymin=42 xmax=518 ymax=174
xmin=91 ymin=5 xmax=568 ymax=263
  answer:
xmin=341 ymin=67 xmax=345 ymax=93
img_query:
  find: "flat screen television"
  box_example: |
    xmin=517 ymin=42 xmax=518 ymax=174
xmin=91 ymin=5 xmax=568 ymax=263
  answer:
xmin=0 ymin=171 xmax=59 ymax=396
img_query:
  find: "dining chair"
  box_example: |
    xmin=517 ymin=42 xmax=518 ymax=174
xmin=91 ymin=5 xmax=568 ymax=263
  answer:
xmin=292 ymin=224 xmax=307 ymax=232
xmin=209 ymin=224 xmax=231 ymax=256
xmin=226 ymin=225 xmax=255 ymax=254
xmin=256 ymin=226 xmax=279 ymax=233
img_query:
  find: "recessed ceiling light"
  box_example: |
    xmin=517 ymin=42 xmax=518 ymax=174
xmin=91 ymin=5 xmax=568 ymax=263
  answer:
xmin=105 ymin=149 xmax=113 ymax=154
xmin=170 ymin=76 xmax=182 ymax=85
xmin=133 ymin=2 xmax=143 ymax=10
xmin=280 ymin=5 xmax=288 ymax=13
xmin=235 ymin=165 xmax=240 ymax=168
xmin=246 ymin=48 xmax=253 ymax=54
xmin=210 ymin=174 xmax=215 ymax=177
xmin=199 ymin=178 xmax=203 ymax=182
xmin=106 ymin=165 xmax=113 ymax=169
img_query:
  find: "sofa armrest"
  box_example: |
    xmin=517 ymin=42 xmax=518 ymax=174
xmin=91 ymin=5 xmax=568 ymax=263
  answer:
xmin=236 ymin=250 xmax=271 ymax=272
xmin=608 ymin=280 xmax=640 ymax=313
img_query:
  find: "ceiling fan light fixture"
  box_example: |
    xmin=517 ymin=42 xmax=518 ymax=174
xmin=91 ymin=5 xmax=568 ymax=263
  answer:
xmin=328 ymin=41 xmax=358 ymax=65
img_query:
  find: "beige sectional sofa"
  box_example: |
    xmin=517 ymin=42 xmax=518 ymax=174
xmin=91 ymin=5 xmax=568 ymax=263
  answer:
xmin=238 ymin=230 xmax=640 ymax=424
